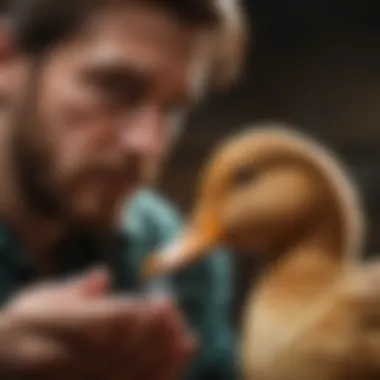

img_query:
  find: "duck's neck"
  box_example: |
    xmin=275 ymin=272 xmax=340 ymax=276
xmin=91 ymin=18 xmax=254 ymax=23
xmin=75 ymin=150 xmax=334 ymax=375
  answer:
xmin=260 ymin=210 xmax=348 ymax=310
xmin=242 ymin=212 xmax=353 ymax=373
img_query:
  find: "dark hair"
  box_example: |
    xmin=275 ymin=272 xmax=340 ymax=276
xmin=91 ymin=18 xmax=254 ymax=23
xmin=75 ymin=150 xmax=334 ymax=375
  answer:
xmin=1 ymin=0 xmax=219 ymax=55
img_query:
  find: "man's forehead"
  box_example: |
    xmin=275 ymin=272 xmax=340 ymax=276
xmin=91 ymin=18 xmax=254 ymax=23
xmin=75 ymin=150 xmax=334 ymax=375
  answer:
xmin=73 ymin=4 xmax=211 ymax=101
xmin=82 ymin=4 xmax=201 ymax=60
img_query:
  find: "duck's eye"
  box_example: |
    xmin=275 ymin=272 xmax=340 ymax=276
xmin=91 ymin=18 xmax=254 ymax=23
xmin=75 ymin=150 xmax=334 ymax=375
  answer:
xmin=234 ymin=166 xmax=257 ymax=186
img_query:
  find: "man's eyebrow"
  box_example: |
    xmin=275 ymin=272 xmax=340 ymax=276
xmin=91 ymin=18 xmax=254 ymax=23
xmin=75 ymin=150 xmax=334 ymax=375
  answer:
xmin=86 ymin=61 xmax=152 ymax=88
xmin=86 ymin=60 xmax=195 ymax=107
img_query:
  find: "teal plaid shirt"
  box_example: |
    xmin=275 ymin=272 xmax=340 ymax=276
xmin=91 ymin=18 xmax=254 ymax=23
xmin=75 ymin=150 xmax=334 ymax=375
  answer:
xmin=0 ymin=190 xmax=237 ymax=380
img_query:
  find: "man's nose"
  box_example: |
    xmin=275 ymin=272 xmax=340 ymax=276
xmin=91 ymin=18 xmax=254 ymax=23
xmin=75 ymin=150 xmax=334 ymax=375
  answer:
xmin=119 ymin=106 xmax=165 ymax=157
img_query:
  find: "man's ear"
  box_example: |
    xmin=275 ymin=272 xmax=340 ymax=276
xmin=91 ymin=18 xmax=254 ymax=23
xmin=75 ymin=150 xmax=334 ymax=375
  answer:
xmin=0 ymin=17 xmax=16 ymax=61
xmin=208 ymin=0 xmax=249 ymax=92
xmin=0 ymin=18 xmax=22 ymax=107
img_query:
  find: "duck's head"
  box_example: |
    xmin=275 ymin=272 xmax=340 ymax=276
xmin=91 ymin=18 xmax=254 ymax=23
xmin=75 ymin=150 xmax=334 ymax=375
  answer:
xmin=142 ymin=126 xmax=363 ymax=279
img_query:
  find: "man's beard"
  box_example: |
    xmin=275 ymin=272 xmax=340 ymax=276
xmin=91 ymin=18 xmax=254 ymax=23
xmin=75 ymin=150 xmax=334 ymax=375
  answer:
xmin=9 ymin=72 xmax=65 ymax=220
xmin=9 ymin=109 xmax=152 ymax=232
xmin=10 ymin=114 xmax=68 ymax=219
xmin=10 ymin=121 xmax=149 ymax=232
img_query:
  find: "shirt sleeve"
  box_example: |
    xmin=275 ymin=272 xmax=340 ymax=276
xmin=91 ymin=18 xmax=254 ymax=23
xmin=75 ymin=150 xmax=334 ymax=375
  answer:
xmin=137 ymin=192 xmax=237 ymax=380
xmin=174 ymin=250 xmax=237 ymax=380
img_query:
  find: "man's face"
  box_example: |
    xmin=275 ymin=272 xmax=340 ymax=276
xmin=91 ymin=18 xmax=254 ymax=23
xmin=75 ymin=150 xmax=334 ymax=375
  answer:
xmin=3 ymin=4 xmax=207 ymax=229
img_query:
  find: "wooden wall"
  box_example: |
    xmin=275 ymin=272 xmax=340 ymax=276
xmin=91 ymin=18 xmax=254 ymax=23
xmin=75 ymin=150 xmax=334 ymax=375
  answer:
xmin=159 ymin=30 xmax=380 ymax=253
xmin=157 ymin=3 xmax=380 ymax=320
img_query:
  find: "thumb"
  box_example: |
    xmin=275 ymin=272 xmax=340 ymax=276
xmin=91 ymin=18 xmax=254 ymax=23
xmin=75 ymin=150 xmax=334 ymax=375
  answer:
xmin=66 ymin=267 xmax=111 ymax=298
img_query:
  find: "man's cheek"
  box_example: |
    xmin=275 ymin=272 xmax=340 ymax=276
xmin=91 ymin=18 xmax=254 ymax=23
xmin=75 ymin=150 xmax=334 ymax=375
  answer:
xmin=142 ymin=154 xmax=165 ymax=184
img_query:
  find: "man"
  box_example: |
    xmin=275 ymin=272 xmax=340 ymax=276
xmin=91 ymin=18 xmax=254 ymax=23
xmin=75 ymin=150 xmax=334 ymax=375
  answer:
xmin=0 ymin=0 xmax=247 ymax=379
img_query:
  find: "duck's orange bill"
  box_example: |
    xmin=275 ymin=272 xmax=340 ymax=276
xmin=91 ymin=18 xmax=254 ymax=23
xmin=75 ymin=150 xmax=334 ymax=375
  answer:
xmin=141 ymin=227 xmax=217 ymax=279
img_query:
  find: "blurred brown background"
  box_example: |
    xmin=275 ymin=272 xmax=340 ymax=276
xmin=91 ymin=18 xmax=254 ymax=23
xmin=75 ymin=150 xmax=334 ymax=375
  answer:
xmin=157 ymin=0 xmax=380 ymax=320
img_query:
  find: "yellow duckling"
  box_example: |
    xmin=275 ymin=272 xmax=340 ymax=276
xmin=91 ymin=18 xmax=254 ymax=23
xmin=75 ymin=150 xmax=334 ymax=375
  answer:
xmin=143 ymin=126 xmax=380 ymax=380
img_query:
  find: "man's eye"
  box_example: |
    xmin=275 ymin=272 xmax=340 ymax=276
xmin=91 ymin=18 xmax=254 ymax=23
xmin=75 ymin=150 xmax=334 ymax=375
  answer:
xmin=86 ymin=72 xmax=144 ymax=107
xmin=100 ymin=76 xmax=125 ymax=95
xmin=99 ymin=76 xmax=137 ymax=103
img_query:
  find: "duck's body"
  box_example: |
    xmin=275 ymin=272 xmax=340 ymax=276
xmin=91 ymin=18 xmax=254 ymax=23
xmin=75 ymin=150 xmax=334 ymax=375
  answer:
xmin=244 ymin=261 xmax=380 ymax=380
xmin=143 ymin=126 xmax=380 ymax=380
xmin=243 ymin=255 xmax=350 ymax=380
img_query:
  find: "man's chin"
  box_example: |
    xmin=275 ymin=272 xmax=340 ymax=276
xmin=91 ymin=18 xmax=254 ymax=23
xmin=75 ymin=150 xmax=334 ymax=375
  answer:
xmin=68 ymin=212 xmax=118 ymax=233
xmin=68 ymin=202 xmax=125 ymax=232
xmin=67 ymin=185 xmax=140 ymax=231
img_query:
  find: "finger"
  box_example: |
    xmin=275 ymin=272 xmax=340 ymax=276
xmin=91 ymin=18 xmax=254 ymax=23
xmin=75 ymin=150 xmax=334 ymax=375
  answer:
xmin=106 ymin=337 xmax=195 ymax=380
xmin=84 ymin=301 xmax=150 ymax=369
xmin=130 ymin=335 xmax=196 ymax=380
xmin=10 ymin=267 xmax=112 ymax=309
xmin=104 ymin=302 xmax=164 ymax=364
xmin=79 ymin=268 xmax=111 ymax=298
xmin=37 ymin=299 xmax=147 ymax=377
xmin=120 ymin=304 xmax=197 ymax=378
xmin=24 ymin=296 xmax=142 ymax=333
xmin=90 ymin=302 xmax=155 ymax=379
xmin=1 ymin=334 xmax=69 ymax=377
xmin=145 ymin=299 xmax=196 ymax=350
xmin=100 ymin=302 xmax=174 ymax=378
xmin=145 ymin=300 xmax=198 ymax=355
xmin=63 ymin=267 xmax=111 ymax=297
xmin=122 ymin=299 xmax=179 ymax=351
xmin=132 ymin=300 xmax=182 ymax=350
xmin=97 ymin=300 xmax=197 ymax=379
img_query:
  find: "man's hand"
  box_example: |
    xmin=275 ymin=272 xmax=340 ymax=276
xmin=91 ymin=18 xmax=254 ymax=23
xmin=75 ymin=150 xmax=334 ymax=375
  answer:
xmin=0 ymin=268 xmax=197 ymax=379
